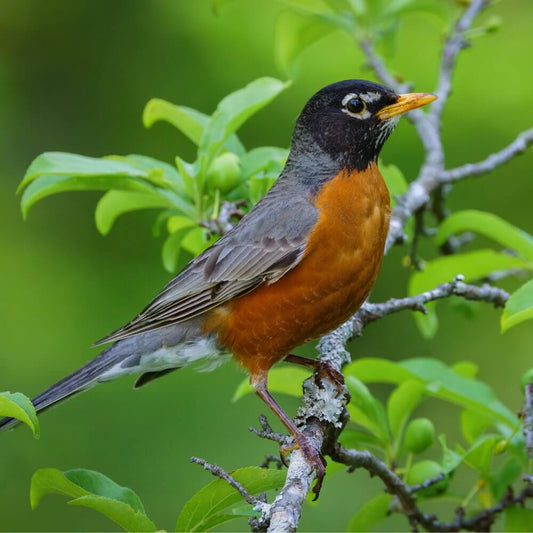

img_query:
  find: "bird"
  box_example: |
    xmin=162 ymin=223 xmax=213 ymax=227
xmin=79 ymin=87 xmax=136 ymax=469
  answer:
xmin=1 ymin=79 xmax=436 ymax=496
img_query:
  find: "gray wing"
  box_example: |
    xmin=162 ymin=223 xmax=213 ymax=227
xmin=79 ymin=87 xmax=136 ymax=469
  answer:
xmin=96 ymin=180 xmax=318 ymax=345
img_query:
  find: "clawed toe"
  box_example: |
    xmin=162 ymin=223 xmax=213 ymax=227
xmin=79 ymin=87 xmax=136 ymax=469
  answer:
xmin=279 ymin=436 xmax=326 ymax=499
xmin=315 ymin=361 xmax=350 ymax=401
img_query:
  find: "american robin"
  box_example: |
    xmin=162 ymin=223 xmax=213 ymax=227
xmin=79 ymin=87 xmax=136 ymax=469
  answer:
xmin=1 ymin=80 xmax=435 ymax=495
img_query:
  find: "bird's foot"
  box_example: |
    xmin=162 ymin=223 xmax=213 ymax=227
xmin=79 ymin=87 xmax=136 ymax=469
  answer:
xmin=280 ymin=434 xmax=327 ymax=499
xmin=285 ymin=354 xmax=350 ymax=402
xmin=314 ymin=360 xmax=344 ymax=391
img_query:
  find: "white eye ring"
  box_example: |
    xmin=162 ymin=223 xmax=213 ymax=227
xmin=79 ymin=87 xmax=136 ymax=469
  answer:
xmin=341 ymin=93 xmax=371 ymax=120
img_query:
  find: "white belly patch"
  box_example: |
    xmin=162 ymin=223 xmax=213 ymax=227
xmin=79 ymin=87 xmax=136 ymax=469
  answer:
xmin=97 ymin=337 xmax=230 ymax=382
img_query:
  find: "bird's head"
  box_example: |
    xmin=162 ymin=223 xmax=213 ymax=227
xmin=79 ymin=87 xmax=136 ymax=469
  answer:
xmin=290 ymin=80 xmax=436 ymax=172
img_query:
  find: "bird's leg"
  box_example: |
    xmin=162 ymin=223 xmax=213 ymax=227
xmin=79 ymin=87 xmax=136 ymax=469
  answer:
xmin=285 ymin=354 xmax=346 ymax=396
xmin=251 ymin=375 xmax=326 ymax=498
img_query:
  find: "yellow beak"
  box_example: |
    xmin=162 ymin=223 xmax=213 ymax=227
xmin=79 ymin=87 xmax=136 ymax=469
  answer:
xmin=377 ymin=92 xmax=437 ymax=120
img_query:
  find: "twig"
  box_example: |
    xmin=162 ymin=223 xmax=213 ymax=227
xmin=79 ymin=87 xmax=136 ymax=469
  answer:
xmin=351 ymin=277 xmax=508 ymax=337
xmin=332 ymin=445 xmax=533 ymax=532
xmin=358 ymin=40 xmax=439 ymax=156
xmin=441 ymin=128 xmax=533 ymax=182
xmin=523 ymin=384 xmax=533 ymax=460
xmin=358 ymin=40 xmax=409 ymax=94
xmin=190 ymin=456 xmax=264 ymax=507
xmin=250 ymin=414 xmax=292 ymax=445
xmin=201 ymin=200 xmax=245 ymax=236
xmin=409 ymin=472 xmax=445 ymax=494
xmin=430 ymin=0 xmax=487 ymax=125
xmin=260 ymin=455 xmax=284 ymax=470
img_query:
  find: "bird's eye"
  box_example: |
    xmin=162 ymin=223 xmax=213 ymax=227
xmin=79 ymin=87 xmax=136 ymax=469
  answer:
xmin=345 ymin=97 xmax=365 ymax=114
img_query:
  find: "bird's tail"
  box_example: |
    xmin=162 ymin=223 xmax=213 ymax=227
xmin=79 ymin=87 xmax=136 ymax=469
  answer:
xmin=0 ymin=342 xmax=128 ymax=432
xmin=0 ymin=321 xmax=224 ymax=433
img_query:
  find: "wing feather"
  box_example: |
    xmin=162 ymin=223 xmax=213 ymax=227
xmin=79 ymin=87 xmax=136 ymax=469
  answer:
xmin=96 ymin=179 xmax=317 ymax=345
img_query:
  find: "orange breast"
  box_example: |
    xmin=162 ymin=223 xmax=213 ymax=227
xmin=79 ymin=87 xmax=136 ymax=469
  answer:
xmin=203 ymin=164 xmax=391 ymax=378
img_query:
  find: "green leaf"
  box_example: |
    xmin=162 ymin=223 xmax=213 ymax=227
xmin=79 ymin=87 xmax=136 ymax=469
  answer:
xmin=381 ymin=0 xmax=452 ymax=21
xmin=462 ymin=435 xmax=498 ymax=476
xmin=339 ymin=429 xmax=384 ymax=451
xmin=161 ymin=221 xmax=196 ymax=273
xmin=233 ymin=366 xmax=311 ymax=402
xmin=175 ymin=155 xmax=198 ymax=199
xmin=109 ymin=154 xmax=183 ymax=189
xmin=142 ymin=99 xmax=245 ymax=155
xmin=491 ymin=457 xmax=521 ymax=500
xmin=346 ymin=376 xmax=390 ymax=443
xmin=439 ymin=435 xmax=464 ymax=474
xmin=408 ymin=250 xmax=528 ymax=338
xmin=380 ymin=161 xmax=408 ymax=207
xmin=143 ymin=99 xmax=208 ymax=145
xmin=69 ymin=496 xmax=155 ymax=532
xmin=344 ymin=357 xmax=414 ymax=385
xmin=248 ymin=173 xmax=278 ymax=205
xmin=95 ymin=191 xmax=177 ymax=235
xmin=0 ymin=391 xmax=39 ymax=438
xmin=199 ymin=78 xmax=291 ymax=170
xmin=20 ymin=152 xmax=148 ymax=191
xmin=387 ymin=380 xmax=426 ymax=444
xmin=176 ymin=467 xmax=285 ymax=532
xmin=168 ymin=215 xmax=198 ymax=234
xmin=30 ymin=468 xmax=156 ymax=532
xmin=501 ymin=278 xmax=533 ymax=333
xmin=452 ymin=361 xmax=479 ymax=379
xmin=408 ymin=251 xmax=528 ymax=294
xmin=275 ymin=10 xmax=336 ymax=74
xmin=21 ymin=174 xmax=156 ymax=219
xmin=346 ymin=358 xmax=517 ymax=430
xmin=240 ymin=147 xmax=288 ymax=179
xmin=401 ymin=358 xmax=517 ymax=429
xmin=181 ymin=227 xmax=217 ymax=256
xmin=504 ymin=507 xmax=533 ymax=532
xmin=31 ymin=468 xmax=86 ymax=507
xmin=461 ymin=408 xmax=493 ymax=444
xmin=347 ymin=493 xmax=393 ymax=532
xmin=63 ymin=470 xmax=146 ymax=513
xmin=405 ymin=460 xmax=447 ymax=496
xmin=436 ymin=210 xmax=533 ymax=263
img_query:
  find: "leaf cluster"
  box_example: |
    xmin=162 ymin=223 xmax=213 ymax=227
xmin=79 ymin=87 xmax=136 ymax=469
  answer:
xmin=18 ymin=78 xmax=290 ymax=273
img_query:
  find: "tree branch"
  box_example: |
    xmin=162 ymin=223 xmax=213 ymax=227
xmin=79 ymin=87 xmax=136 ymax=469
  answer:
xmin=190 ymin=456 xmax=265 ymax=507
xmin=358 ymin=39 xmax=439 ymax=157
xmin=429 ymin=0 xmax=488 ymax=125
xmin=332 ymin=445 xmax=533 ymax=532
xmin=523 ymin=384 xmax=533 ymax=460
xmin=351 ymin=277 xmax=508 ymax=336
xmin=441 ymin=128 xmax=533 ymax=182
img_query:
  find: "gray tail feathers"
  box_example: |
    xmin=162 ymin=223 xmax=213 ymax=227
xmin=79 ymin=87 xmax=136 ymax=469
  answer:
xmin=0 ymin=342 xmax=126 ymax=432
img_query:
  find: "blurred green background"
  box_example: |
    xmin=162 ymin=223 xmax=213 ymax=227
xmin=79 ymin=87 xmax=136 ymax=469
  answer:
xmin=1 ymin=0 xmax=532 ymax=531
